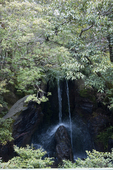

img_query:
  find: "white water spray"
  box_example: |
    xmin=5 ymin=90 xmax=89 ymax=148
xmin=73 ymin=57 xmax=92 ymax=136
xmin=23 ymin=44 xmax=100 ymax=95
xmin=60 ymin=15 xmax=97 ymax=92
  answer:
xmin=66 ymin=80 xmax=73 ymax=147
xmin=57 ymin=78 xmax=62 ymax=123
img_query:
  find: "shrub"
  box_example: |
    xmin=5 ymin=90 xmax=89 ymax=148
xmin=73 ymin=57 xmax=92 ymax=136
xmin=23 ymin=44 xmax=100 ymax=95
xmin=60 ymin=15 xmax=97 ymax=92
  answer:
xmin=60 ymin=149 xmax=113 ymax=168
xmin=0 ymin=145 xmax=53 ymax=168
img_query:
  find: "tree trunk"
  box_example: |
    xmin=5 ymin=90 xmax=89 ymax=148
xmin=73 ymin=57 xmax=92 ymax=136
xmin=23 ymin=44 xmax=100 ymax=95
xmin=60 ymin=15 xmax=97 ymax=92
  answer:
xmin=107 ymin=34 xmax=113 ymax=62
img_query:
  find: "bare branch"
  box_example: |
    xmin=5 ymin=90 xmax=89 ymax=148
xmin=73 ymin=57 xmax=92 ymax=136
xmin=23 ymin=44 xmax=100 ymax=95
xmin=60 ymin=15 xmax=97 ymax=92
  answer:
xmin=84 ymin=55 xmax=93 ymax=65
xmin=79 ymin=24 xmax=94 ymax=37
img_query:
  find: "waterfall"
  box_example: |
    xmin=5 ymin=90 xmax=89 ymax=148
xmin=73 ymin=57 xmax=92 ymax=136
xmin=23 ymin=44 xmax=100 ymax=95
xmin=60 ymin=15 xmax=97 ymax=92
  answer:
xmin=57 ymin=78 xmax=62 ymax=123
xmin=30 ymin=79 xmax=94 ymax=160
xmin=57 ymin=79 xmax=72 ymax=146
xmin=66 ymin=80 xmax=73 ymax=147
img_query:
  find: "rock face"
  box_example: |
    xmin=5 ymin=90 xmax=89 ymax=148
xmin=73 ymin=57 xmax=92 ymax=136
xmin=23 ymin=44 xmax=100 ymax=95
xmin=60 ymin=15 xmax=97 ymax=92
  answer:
xmin=55 ymin=125 xmax=73 ymax=162
xmin=13 ymin=101 xmax=43 ymax=147
xmin=3 ymin=95 xmax=29 ymax=119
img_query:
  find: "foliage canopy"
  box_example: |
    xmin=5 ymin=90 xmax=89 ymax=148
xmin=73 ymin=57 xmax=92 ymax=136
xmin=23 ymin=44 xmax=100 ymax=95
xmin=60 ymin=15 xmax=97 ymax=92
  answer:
xmin=0 ymin=0 xmax=113 ymax=108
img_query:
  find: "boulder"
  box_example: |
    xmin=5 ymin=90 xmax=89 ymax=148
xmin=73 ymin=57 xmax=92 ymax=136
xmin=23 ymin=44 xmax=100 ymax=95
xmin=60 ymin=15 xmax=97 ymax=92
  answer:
xmin=55 ymin=125 xmax=73 ymax=162
xmin=13 ymin=101 xmax=43 ymax=147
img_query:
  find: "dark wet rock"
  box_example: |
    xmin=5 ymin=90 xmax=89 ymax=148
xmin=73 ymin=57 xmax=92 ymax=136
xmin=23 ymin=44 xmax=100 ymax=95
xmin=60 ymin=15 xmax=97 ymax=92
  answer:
xmin=0 ymin=141 xmax=17 ymax=162
xmin=13 ymin=101 xmax=43 ymax=147
xmin=55 ymin=125 xmax=73 ymax=162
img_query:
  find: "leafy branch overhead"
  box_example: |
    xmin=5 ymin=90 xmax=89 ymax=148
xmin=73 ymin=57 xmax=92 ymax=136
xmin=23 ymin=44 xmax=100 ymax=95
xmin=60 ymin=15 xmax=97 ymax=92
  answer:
xmin=0 ymin=0 xmax=113 ymax=108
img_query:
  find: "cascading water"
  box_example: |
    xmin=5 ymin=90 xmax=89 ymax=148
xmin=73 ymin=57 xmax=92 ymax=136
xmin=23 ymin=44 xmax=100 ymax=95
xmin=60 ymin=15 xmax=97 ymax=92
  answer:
xmin=66 ymin=80 xmax=73 ymax=147
xmin=57 ymin=78 xmax=62 ymax=123
xmin=31 ymin=79 xmax=94 ymax=161
xmin=31 ymin=122 xmax=70 ymax=157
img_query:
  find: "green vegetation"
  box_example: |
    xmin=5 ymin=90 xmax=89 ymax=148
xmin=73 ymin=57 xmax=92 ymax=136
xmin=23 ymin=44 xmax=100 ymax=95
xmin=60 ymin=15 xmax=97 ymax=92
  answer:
xmin=25 ymin=92 xmax=51 ymax=104
xmin=0 ymin=0 xmax=113 ymax=168
xmin=0 ymin=145 xmax=53 ymax=168
xmin=0 ymin=118 xmax=13 ymax=145
xmin=0 ymin=0 xmax=113 ymax=108
xmin=60 ymin=149 xmax=113 ymax=168
xmin=1 ymin=147 xmax=113 ymax=168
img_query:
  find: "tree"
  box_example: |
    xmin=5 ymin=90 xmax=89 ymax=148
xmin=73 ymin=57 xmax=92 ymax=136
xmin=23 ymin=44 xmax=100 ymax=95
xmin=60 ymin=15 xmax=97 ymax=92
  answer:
xmin=0 ymin=0 xmax=70 ymax=96
xmin=0 ymin=0 xmax=113 ymax=109
xmin=47 ymin=0 xmax=113 ymax=108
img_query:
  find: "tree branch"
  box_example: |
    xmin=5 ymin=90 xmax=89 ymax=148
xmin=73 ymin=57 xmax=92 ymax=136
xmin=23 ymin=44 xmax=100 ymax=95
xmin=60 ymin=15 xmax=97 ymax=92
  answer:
xmin=79 ymin=24 xmax=94 ymax=37
xmin=54 ymin=20 xmax=70 ymax=35
xmin=102 ymin=6 xmax=113 ymax=16
xmin=84 ymin=55 xmax=93 ymax=65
